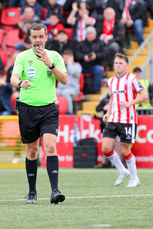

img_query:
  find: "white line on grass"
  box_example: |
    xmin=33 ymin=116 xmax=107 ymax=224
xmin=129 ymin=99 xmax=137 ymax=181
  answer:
xmin=91 ymin=224 xmax=112 ymax=228
xmin=0 ymin=193 xmax=153 ymax=202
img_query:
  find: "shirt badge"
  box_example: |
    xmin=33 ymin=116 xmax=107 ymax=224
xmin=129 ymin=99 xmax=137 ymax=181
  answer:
xmin=27 ymin=68 xmax=35 ymax=79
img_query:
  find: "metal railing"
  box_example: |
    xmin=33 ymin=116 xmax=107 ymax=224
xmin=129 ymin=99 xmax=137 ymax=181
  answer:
xmin=136 ymin=106 xmax=153 ymax=115
xmin=129 ymin=30 xmax=153 ymax=83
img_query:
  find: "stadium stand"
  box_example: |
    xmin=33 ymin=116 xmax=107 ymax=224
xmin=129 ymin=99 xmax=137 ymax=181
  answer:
xmin=5 ymin=28 xmax=24 ymax=54
xmin=0 ymin=2 xmax=153 ymax=167
xmin=0 ymin=7 xmax=21 ymax=30
xmin=0 ymin=120 xmax=20 ymax=147
xmin=76 ymin=19 xmax=153 ymax=116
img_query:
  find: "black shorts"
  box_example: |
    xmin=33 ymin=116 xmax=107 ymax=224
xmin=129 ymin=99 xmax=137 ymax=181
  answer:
xmin=103 ymin=122 xmax=137 ymax=143
xmin=18 ymin=102 xmax=59 ymax=143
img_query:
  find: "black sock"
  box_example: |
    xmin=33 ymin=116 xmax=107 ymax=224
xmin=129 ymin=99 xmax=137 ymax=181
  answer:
xmin=25 ymin=157 xmax=37 ymax=193
xmin=47 ymin=156 xmax=59 ymax=191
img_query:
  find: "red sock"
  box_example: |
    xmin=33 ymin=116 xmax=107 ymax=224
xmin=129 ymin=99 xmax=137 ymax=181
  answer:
xmin=124 ymin=152 xmax=133 ymax=161
xmin=105 ymin=149 xmax=114 ymax=157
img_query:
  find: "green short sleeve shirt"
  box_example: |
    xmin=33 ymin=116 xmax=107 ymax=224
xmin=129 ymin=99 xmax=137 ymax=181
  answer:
xmin=12 ymin=49 xmax=67 ymax=106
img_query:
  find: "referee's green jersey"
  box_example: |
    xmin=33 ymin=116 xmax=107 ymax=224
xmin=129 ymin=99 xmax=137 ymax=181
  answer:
xmin=12 ymin=49 xmax=67 ymax=106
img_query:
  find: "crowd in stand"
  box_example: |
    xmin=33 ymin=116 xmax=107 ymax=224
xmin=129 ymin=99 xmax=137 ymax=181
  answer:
xmin=0 ymin=0 xmax=152 ymax=115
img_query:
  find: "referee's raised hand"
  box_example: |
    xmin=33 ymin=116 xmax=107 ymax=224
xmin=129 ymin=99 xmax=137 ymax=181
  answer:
xmin=36 ymin=47 xmax=52 ymax=67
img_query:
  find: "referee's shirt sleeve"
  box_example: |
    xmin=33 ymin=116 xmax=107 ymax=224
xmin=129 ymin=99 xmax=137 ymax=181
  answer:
xmin=12 ymin=53 xmax=24 ymax=77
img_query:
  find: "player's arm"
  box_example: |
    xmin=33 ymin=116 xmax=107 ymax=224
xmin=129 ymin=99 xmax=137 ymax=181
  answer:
xmin=10 ymin=74 xmax=32 ymax=89
xmin=120 ymin=89 xmax=149 ymax=108
xmin=103 ymin=96 xmax=112 ymax=123
xmin=129 ymin=88 xmax=149 ymax=106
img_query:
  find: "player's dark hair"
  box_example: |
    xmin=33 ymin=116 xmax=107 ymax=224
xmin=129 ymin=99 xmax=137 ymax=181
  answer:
xmin=114 ymin=53 xmax=129 ymax=63
xmin=29 ymin=23 xmax=47 ymax=35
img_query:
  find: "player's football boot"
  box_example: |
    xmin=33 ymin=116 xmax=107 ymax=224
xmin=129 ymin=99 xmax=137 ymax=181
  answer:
xmin=114 ymin=170 xmax=130 ymax=186
xmin=26 ymin=192 xmax=37 ymax=204
xmin=126 ymin=178 xmax=140 ymax=187
xmin=51 ymin=189 xmax=65 ymax=204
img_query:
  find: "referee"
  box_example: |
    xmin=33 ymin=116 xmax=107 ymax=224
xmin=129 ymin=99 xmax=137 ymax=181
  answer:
xmin=11 ymin=23 xmax=67 ymax=204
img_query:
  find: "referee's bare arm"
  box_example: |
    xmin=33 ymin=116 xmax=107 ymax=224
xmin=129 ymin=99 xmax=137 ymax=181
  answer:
xmin=36 ymin=47 xmax=68 ymax=84
xmin=49 ymin=67 xmax=68 ymax=84
xmin=10 ymin=74 xmax=32 ymax=89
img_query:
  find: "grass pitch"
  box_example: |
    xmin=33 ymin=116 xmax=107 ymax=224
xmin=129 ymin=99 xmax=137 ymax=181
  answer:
xmin=0 ymin=168 xmax=153 ymax=229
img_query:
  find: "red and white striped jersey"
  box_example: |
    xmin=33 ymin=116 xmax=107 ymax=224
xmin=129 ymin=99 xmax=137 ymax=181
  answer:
xmin=108 ymin=72 xmax=144 ymax=124
xmin=73 ymin=17 xmax=96 ymax=42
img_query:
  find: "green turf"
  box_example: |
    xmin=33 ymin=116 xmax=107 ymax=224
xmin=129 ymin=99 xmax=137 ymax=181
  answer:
xmin=0 ymin=168 xmax=153 ymax=229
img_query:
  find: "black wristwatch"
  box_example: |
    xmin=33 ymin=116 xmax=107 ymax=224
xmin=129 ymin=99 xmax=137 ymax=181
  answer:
xmin=49 ymin=63 xmax=56 ymax=70
xmin=18 ymin=80 xmax=23 ymax=88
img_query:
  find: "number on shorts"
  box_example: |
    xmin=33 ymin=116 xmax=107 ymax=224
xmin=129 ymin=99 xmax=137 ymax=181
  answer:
xmin=125 ymin=127 xmax=132 ymax=136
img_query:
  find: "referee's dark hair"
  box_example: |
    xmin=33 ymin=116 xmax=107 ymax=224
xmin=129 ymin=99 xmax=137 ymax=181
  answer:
xmin=114 ymin=53 xmax=129 ymax=64
xmin=29 ymin=23 xmax=47 ymax=35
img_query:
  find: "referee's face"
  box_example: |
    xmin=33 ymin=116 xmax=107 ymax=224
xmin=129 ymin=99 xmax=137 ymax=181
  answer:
xmin=114 ymin=57 xmax=128 ymax=77
xmin=30 ymin=28 xmax=48 ymax=49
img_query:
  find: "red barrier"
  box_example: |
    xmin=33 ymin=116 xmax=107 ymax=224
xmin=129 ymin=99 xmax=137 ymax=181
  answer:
xmin=132 ymin=115 xmax=153 ymax=168
xmin=41 ymin=115 xmax=153 ymax=168
xmin=41 ymin=115 xmax=102 ymax=168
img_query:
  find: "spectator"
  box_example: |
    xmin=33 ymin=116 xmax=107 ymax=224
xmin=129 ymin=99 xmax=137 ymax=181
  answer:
xmin=67 ymin=2 xmax=96 ymax=42
xmin=96 ymin=7 xmax=125 ymax=70
xmin=37 ymin=0 xmax=48 ymax=7
xmin=87 ymin=0 xmax=122 ymax=22
xmin=46 ymin=13 xmax=64 ymax=40
xmin=57 ymin=0 xmax=66 ymax=6
xmin=45 ymin=0 xmax=65 ymax=25
xmin=21 ymin=0 xmax=42 ymax=19
xmin=56 ymin=49 xmax=82 ymax=114
xmin=144 ymin=0 xmax=153 ymax=19
xmin=0 ymin=71 xmax=13 ymax=116
xmin=133 ymin=67 xmax=151 ymax=111
xmin=45 ymin=29 xmax=77 ymax=58
xmin=105 ymin=0 xmax=122 ymax=20
xmin=119 ymin=0 xmax=146 ymax=46
xmin=63 ymin=0 xmax=86 ymax=12
xmin=18 ymin=6 xmax=40 ymax=36
xmin=0 ymin=0 xmax=7 ymax=9
xmin=8 ymin=0 xmax=24 ymax=7
xmin=75 ymin=26 xmax=107 ymax=94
